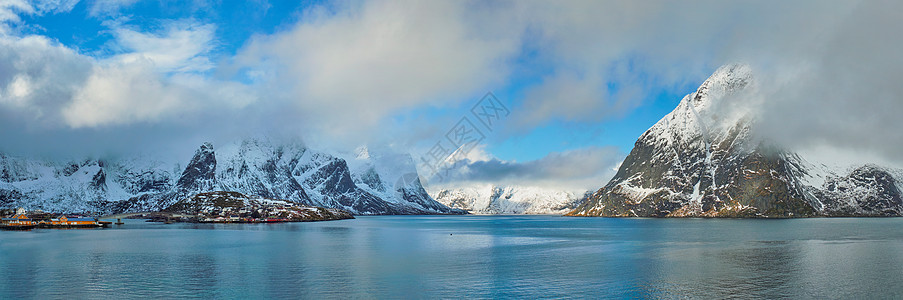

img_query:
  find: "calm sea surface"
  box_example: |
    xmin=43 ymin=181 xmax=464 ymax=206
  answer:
xmin=2 ymin=216 xmax=903 ymax=299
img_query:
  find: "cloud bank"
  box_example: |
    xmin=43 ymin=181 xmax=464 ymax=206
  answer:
xmin=427 ymin=146 xmax=624 ymax=192
xmin=0 ymin=0 xmax=901 ymax=187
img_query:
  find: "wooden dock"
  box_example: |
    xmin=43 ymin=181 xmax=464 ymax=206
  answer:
xmin=0 ymin=224 xmax=35 ymax=230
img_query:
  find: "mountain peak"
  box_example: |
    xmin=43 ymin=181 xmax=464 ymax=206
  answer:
xmin=176 ymin=143 xmax=217 ymax=192
xmin=355 ymin=146 xmax=370 ymax=160
xmin=199 ymin=142 xmax=214 ymax=154
xmin=569 ymin=63 xmax=902 ymax=218
xmin=690 ymin=63 xmax=753 ymax=110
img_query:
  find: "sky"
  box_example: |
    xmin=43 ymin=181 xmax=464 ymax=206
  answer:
xmin=1 ymin=0 xmax=901 ymax=192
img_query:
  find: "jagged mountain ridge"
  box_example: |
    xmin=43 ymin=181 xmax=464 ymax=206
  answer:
xmin=432 ymin=184 xmax=588 ymax=215
xmin=0 ymin=140 xmax=456 ymax=215
xmin=568 ymin=64 xmax=903 ymax=218
xmin=347 ymin=147 xmax=453 ymax=213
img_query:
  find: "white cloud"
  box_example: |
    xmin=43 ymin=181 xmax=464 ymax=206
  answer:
xmin=111 ymin=21 xmax=216 ymax=73
xmin=53 ymin=20 xmax=231 ymax=127
xmin=1 ymin=0 xmax=903 ymax=187
xmin=425 ymin=145 xmax=624 ymax=191
xmin=235 ymin=0 xmax=520 ymax=143
xmin=515 ymin=71 xmax=642 ymax=129
xmin=0 ymin=18 xmax=248 ymax=129
xmin=0 ymin=35 xmax=93 ymax=123
xmin=33 ymin=0 xmax=79 ymax=14
xmin=0 ymin=0 xmax=34 ymax=32
xmin=0 ymin=30 xmax=256 ymax=158
xmin=1 ymin=0 xmax=80 ymax=33
xmin=63 ymin=60 xmax=184 ymax=127
xmin=88 ymin=0 xmax=138 ymax=17
xmin=6 ymin=74 xmax=31 ymax=98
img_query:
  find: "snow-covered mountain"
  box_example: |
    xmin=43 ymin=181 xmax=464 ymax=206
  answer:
xmin=432 ymin=185 xmax=587 ymax=214
xmin=0 ymin=139 xmax=457 ymax=215
xmin=345 ymin=146 xmax=453 ymax=213
xmin=568 ymin=64 xmax=903 ymax=217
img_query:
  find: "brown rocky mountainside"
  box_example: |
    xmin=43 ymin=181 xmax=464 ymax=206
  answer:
xmin=568 ymin=64 xmax=902 ymax=218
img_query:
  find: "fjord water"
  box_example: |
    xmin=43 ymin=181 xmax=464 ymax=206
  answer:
xmin=2 ymin=216 xmax=902 ymax=298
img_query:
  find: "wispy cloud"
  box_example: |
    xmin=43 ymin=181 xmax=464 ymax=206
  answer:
xmin=87 ymin=0 xmax=139 ymax=17
xmin=33 ymin=0 xmax=80 ymax=14
xmin=427 ymin=145 xmax=624 ymax=191
xmin=0 ymin=0 xmax=34 ymax=32
xmin=109 ymin=21 xmax=217 ymax=73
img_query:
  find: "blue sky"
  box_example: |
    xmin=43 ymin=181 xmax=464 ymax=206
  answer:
xmin=2 ymin=0 xmax=900 ymax=191
xmin=15 ymin=1 xmax=707 ymax=159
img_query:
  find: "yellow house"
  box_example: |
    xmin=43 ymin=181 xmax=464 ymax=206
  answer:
xmin=50 ymin=216 xmax=97 ymax=226
xmin=1 ymin=214 xmax=33 ymax=226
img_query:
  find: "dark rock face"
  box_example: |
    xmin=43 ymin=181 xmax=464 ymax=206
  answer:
xmin=398 ymin=177 xmax=449 ymax=212
xmin=90 ymin=168 xmax=106 ymax=192
xmin=299 ymin=154 xmax=402 ymax=214
xmin=217 ymin=141 xmax=312 ymax=204
xmin=306 ymin=159 xmax=358 ymax=195
xmin=569 ymin=129 xmax=817 ymax=218
xmin=164 ymin=191 xmax=354 ymax=222
xmin=59 ymin=163 xmax=81 ymax=177
xmin=568 ymin=64 xmax=903 ymax=218
xmin=358 ymin=167 xmax=386 ymax=193
xmin=176 ymin=142 xmax=217 ymax=192
xmin=106 ymin=143 xmax=221 ymax=212
xmin=0 ymin=189 xmax=24 ymax=207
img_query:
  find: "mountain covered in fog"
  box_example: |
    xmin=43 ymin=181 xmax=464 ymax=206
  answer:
xmin=568 ymin=64 xmax=903 ymax=218
xmin=0 ymin=140 xmax=457 ymax=215
xmin=431 ymin=184 xmax=587 ymax=215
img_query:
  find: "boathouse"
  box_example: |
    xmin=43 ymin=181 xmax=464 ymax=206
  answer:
xmin=50 ymin=216 xmax=97 ymax=226
xmin=1 ymin=214 xmax=33 ymax=226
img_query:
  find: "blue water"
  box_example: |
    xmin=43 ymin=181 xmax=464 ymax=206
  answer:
xmin=2 ymin=216 xmax=903 ymax=298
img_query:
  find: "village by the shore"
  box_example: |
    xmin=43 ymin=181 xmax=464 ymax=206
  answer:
xmin=1 ymin=207 xmax=107 ymax=230
xmin=1 ymin=191 xmax=355 ymax=230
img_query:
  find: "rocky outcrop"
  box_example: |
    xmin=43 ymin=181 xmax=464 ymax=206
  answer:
xmin=176 ymin=142 xmax=217 ymax=192
xmin=164 ymin=191 xmax=354 ymax=222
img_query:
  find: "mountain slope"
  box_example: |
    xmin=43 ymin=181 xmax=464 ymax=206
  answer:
xmin=568 ymin=64 xmax=903 ymax=218
xmin=346 ymin=147 xmax=454 ymax=213
xmin=164 ymin=191 xmax=354 ymax=222
xmin=432 ymin=185 xmax=586 ymax=215
xmin=0 ymin=140 xmax=457 ymax=215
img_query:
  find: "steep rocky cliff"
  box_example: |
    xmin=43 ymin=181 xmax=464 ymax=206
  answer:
xmin=568 ymin=65 xmax=903 ymax=218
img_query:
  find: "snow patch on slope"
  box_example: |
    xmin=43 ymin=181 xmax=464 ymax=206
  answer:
xmin=431 ymin=184 xmax=586 ymax=215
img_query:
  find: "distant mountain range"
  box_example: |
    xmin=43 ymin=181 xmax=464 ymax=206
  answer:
xmin=431 ymin=184 xmax=588 ymax=215
xmin=4 ymin=65 xmax=900 ymax=218
xmin=568 ymin=64 xmax=903 ymax=217
xmin=0 ymin=140 xmax=457 ymax=215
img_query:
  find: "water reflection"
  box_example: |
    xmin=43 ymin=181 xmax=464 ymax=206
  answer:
xmin=2 ymin=217 xmax=903 ymax=298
